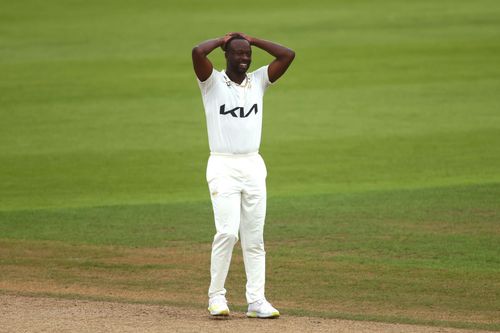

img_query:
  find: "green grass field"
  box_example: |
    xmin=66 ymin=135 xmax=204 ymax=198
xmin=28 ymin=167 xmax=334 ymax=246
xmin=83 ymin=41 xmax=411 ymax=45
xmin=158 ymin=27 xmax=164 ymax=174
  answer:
xmin=1 ymin=0 xmax=499 ymax=330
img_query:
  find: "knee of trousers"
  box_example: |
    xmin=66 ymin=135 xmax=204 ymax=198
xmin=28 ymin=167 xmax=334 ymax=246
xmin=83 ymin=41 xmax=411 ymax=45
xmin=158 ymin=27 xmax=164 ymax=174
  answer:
xmin=213 ymin=232 xmax=239 ymax=246
xmin=241 ymin=240 xmax=265 ymax=255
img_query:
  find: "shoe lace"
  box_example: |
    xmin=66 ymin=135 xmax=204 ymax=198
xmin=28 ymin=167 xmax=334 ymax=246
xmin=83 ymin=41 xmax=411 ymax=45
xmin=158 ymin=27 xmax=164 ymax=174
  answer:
xmin=251 ymin=299 xmax=274 ymax=311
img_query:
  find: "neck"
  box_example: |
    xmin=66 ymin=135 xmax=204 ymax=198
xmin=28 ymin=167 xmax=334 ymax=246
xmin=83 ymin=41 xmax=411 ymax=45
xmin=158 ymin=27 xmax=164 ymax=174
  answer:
xmin=225 ymin=69 xmax=246 ymax=84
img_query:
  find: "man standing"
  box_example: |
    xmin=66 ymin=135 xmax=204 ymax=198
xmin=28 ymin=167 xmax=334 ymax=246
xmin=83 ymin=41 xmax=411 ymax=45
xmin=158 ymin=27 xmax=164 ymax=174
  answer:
xmin=192 ymin=32 xmax=295 ymax=318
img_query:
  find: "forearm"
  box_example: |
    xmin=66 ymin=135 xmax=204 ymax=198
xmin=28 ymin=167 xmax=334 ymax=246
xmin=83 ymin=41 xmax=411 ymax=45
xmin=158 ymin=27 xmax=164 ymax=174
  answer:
xmin=248 ymin=37 xmax=295 ymax=60
xmin=192 ymin=37 xmax=224 ymax=57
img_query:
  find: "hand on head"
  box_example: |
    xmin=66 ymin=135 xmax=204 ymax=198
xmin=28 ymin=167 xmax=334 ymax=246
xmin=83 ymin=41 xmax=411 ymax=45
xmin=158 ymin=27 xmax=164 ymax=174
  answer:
xmin=222 ymin=32 xmax=251 ymax=51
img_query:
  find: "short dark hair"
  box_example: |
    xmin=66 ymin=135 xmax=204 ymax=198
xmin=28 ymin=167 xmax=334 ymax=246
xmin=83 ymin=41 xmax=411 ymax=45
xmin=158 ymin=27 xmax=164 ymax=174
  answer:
xmin=224 ymin=35 xmax=247 ymax=52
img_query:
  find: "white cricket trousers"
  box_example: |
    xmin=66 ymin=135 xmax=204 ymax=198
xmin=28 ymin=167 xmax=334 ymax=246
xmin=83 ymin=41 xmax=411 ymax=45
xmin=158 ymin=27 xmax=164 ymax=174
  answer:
xmin=206 ymin=152 xmax=267 ymax=304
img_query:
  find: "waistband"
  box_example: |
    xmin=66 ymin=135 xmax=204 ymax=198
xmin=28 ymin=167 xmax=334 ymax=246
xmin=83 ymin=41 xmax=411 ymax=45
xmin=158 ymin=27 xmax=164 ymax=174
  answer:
xmin=210 ymin=151 xmax=259 ymax=157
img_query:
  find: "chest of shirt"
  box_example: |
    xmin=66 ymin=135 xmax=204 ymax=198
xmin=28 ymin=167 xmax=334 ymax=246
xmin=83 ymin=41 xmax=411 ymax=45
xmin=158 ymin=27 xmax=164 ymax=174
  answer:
xmin=209 ymin=77 xmax=263 ymax=107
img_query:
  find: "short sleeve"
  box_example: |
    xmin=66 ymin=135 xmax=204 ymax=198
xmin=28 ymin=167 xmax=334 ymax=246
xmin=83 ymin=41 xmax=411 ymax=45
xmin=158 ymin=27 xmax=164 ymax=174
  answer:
xmin=251 ymin=65 xmax=272 ymax=90
xmin=197 ymin=69 xmax=216 ymax=95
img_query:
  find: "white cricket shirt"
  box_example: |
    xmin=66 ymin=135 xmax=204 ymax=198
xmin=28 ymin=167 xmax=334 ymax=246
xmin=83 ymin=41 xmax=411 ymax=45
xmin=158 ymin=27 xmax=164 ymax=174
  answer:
xmin=197 ymin=65 xmax=271 ymax=154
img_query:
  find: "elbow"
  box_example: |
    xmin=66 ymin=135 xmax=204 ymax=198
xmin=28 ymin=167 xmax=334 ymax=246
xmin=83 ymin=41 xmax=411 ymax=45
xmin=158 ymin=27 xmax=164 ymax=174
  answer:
xmin=192 ymin=46 xmax=201 ymax=56
xmin=286 ymin=49 xmax=296 ymax=63
xmin=192 ymin=45 xmax=206 ymax=61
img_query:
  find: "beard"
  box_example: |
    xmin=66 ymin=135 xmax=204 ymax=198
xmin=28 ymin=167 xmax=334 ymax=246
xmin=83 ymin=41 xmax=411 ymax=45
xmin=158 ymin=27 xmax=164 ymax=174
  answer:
xmin=228 ymin=60 xmax=250 ymax=74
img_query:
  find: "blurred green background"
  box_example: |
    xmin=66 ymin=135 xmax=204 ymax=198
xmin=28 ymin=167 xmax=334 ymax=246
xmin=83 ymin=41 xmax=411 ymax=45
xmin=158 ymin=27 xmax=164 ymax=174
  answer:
xmin=2 ymin=0 xmax=499 ymax=210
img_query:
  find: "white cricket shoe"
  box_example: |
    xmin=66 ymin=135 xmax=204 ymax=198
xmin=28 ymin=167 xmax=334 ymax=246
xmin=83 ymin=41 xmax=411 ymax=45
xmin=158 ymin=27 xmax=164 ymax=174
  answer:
xmin=208 ymin=295 xmax=230 ymax=316
xmin=246 ymin=299 xmax=280 ymax=318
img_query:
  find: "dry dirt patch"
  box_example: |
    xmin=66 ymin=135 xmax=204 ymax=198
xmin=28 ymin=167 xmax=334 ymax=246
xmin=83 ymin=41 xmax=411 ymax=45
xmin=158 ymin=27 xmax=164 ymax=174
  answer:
xmin=0 ymin=294 xmax=496 ymax=333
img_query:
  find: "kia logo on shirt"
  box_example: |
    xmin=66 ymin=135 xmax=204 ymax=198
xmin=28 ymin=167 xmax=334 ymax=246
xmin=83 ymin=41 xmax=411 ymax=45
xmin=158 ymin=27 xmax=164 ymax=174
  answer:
xmin=219 ymin=104 xmax=258 ymax=118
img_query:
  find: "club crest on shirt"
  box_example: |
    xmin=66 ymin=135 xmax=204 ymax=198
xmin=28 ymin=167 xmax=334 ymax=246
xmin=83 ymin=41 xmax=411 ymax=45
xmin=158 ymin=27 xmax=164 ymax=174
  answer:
xmin=219 ymin=104 xmax=258 ymax=118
